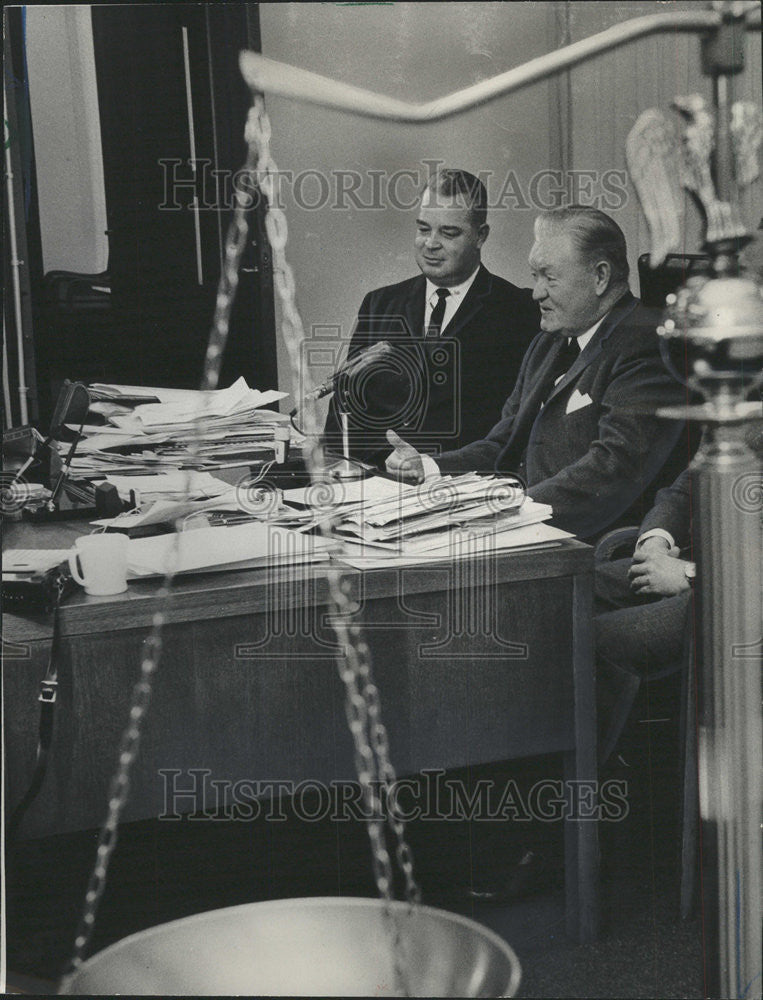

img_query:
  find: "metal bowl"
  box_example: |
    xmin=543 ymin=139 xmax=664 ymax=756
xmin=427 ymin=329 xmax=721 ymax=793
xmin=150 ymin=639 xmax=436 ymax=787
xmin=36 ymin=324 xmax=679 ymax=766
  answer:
xmin=60 ymin=896 xmax=522 ymax=997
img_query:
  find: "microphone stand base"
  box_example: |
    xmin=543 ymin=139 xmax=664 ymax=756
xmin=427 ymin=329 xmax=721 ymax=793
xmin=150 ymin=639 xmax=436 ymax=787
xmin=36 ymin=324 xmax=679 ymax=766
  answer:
xmin=329 ymin=459 xmax=365 ymax=481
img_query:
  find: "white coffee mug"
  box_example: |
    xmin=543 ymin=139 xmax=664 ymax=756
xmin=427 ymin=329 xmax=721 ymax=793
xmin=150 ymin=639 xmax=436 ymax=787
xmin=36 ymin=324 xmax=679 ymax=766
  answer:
xmin=68 ymin=533 xmax=128 ymax=596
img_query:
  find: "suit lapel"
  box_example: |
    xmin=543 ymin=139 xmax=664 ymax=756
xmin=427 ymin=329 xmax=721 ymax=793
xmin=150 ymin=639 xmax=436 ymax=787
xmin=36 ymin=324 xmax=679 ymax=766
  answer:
xmin=404 ymin=264 xmax=491 ymax=341
xmin=515 ymin=336 xmax=565 ymax=433
xmin=402 ymin=275 xmax=426 ymax=339
xmin=494 ymin=292 xmax=639 ymax=470
xmin=543 ymin=292 xmax=638 ymax=406
xmin=441 ymin=264 xmax=491 ymax=341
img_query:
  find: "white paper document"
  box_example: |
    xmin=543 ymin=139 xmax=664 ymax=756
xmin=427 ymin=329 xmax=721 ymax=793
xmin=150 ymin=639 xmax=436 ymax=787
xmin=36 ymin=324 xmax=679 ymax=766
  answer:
xmin=336 ymin=521 xmax=573 ymax=569
xmin=90 ymin=378 xmax=286 ymax=413
xmin=283 ymin=475 xmax=416 ymax=508
xmin=104 ymin=471 xmax=230 ymax=499
xmin=126 ymin=523 xmax=334 ymax=578
xmin=91 ymin=490 xmax=245 ymax=530
xmin=3 ymin=549 xmax=73 ymax=574
xmin=102 ymin=379 xmax=287 ymax=429
xmin=337 ymin=473 xmax=525 ymax=533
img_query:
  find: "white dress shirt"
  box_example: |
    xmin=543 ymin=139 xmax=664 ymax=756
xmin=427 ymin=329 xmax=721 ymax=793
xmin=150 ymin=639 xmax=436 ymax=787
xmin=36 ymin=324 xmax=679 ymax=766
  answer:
xmin=635 ymin=529 xmax=696 ymax=581
xmin=569 ymin=319 xmax=601 ymax=354
xmin=418 ymin=314 xmax=606 ymax=479
xmin=423 ymin=267 xmax=480 ymax=336
xmin=637 ymin=528 xmax=677 ymax=549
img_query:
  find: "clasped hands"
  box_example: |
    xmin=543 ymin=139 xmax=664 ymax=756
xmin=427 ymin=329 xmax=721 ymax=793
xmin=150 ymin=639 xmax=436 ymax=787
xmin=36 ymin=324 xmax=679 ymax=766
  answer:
xmin=629 ymin=536 xmax=692 ymax=597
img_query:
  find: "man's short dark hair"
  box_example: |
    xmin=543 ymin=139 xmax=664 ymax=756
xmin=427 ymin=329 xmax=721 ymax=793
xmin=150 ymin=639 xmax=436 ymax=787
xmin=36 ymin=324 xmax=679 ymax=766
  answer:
xmin=535 ymin=205 xmax=630 ymax=286
xmin=423 ymin=169 xmax=488 ymax=229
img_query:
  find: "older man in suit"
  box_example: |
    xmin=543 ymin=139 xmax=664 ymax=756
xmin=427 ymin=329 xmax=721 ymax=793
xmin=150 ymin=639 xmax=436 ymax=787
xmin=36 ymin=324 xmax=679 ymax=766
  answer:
xmin=386 ymin=205 xmax=686 ymax=541
xmin=323 ymin=168 xmax=539 ymax=465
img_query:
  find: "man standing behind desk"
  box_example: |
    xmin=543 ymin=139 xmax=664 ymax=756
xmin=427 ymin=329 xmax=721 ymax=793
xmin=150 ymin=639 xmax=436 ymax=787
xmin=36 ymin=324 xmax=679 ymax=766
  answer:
xmin=386 ymin=205 xmax=687 ymax=541
xmin=323 ymin=168 xmax=539 ymax=465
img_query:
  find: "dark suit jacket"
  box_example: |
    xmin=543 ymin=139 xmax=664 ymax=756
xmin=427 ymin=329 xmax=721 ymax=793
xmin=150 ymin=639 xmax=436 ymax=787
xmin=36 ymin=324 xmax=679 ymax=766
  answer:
xmin=323 ymin=264 xmax=538 ymax=464
xmin=637 ymin=407 xmax=763 ymax=550
xmin=639 ymin=467 xmax=692 ymax=550
xmin=437 ymin=292 xmax=687 ymax=540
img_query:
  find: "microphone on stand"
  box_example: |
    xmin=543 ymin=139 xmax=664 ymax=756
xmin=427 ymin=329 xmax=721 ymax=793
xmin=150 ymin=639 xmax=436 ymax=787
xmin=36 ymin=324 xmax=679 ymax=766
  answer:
xmin=289 ymin=340 xmax=394 ymax=480
xmin=290 ymin=340 xmax=393 ymax=414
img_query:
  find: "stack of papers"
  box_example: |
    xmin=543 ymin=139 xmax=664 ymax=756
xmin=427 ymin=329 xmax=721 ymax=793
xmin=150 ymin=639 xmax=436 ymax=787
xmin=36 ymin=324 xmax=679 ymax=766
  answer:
xmin=337 ymin=521 xmax=573 ymax=569
xmin=103 ymin=471 xmax=230 ymax=503
xmin=332 ymin=473 xmax=530 ymax=545
xmin=4 ymin=526 xmax=335 ymax=585
xmin=65 ymin=378 xmax=291 ymax=477
xmin=305 ymin=472 xmax=563 ymax=565
xmin=90 ymin=379 xmax=283 ymax=421
xmin=92 ymin=489 xmax=245 ymax=531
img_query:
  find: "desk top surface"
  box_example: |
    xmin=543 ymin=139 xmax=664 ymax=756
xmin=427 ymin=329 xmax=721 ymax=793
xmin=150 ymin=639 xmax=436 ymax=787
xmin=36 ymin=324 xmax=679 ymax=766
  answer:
xmin=3 ymin=516 xmax=592 ymax=642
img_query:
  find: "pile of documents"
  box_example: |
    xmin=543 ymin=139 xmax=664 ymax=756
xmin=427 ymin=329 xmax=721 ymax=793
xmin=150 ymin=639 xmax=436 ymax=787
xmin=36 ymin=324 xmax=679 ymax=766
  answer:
xmin=292 ymin=473 xmax=570 ymax=566
xmin=66 ymin=378 xmax=291 ymax=478
xmin=102 ymin=471 xmax=231 ymax=504
xmin=332 ymin=473 xmax=526 ymax=544
xmin=91 ymin=483 xmax=292 ymax=532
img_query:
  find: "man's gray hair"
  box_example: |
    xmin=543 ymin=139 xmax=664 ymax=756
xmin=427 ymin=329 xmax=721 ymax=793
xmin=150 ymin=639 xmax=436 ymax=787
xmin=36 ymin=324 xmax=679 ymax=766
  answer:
xmin=535 ymin=205 xmax=630 ymax=285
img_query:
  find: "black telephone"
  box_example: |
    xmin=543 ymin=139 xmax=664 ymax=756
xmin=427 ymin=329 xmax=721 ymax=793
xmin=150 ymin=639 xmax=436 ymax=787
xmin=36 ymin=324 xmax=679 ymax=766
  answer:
xmin=2 ymin=561 xmax=77 ymax=613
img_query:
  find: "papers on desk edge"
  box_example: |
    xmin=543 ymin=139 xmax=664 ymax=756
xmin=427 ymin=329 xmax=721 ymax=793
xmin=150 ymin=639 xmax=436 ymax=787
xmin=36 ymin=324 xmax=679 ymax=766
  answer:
xmin=92 ymin=488 xmax=244 ymax=529
xmin=321 ymin=473 xmax=550 ymax=557
xmin=4 ymin=549 xmax=73 ymax=575
xmin=5 ymin=527 xmax=334 ymax=585
xmin=127 ymin=523 xmax=334 ymax=578
xmin=104 ymin=471 xmax=231 ymax=501
xmin=336 ymin=518 xmax=573 ymax=569
xmin=283 ymin=475 xmax=417 ymax=508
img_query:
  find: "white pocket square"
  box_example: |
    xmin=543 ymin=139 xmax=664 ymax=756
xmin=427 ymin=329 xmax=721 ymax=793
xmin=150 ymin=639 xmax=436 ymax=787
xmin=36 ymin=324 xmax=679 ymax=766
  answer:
xmin=566 ymin=390 xmax=593 ymax=415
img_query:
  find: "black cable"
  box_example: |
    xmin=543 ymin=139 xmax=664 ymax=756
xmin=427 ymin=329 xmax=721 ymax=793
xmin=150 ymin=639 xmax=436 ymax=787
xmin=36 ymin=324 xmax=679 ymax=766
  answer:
xmin=289 ymin=409 xmax=307 ymax=438
xmin=47 ymin=417 xmax=87 ymax=508
xmin=6 ymin=575 xmax=67 ymax=847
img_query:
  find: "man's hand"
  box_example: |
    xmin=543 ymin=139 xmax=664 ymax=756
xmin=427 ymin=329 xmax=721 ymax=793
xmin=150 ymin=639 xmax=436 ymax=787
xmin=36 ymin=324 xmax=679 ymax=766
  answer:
xmin=637 ymin=535 xmax=680 ymax=558
xmin=628 ymin=548 xmax=691 ymax=596
xmin=385 ymin=429 xmax=425 ymax=484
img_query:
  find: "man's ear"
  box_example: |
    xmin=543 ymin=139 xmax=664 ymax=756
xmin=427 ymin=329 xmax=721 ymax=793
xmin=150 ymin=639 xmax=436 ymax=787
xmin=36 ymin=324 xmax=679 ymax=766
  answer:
xmin=477 ymin=223 xmax=490 ymax=249
xmin=593 ymin=259 xmax=612 ymax=297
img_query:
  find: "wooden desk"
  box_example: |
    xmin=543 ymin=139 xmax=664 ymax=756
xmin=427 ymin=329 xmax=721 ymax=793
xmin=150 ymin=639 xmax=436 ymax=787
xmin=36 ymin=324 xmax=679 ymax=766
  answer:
xmin=3 ymin=519 xmax=598 ymax=941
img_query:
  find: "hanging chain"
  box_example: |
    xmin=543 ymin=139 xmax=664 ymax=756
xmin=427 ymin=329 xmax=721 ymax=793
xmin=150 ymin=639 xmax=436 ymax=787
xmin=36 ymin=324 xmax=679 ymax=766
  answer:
xmin=60 ymin=105 xmax=263 ymax=989
xmin=61 ymin=91 xmax=420 ymax=994
xmin=247 ymin=95 xmax=421 ymax=994
xmin=60 ymin=593 xmax=173 ymax=986
xmin=247 ymin=92 xmax=421 ymax=904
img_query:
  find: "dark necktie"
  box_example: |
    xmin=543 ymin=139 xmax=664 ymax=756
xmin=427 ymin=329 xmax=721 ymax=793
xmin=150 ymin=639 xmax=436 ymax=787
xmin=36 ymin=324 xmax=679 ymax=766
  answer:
xmin=425 ymin=288 xmax=450 ymax=338
xmin=541 ymin=337 xmax=580 ymax=403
